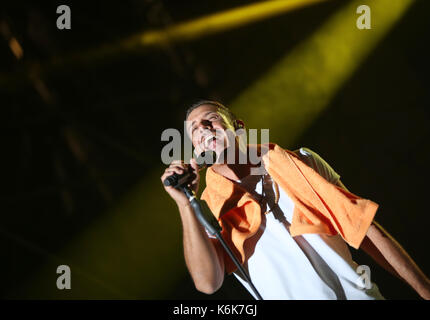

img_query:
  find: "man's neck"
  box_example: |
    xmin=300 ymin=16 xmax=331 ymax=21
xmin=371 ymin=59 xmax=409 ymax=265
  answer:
xmin=211 ymin=145 xmax=260 ymax=181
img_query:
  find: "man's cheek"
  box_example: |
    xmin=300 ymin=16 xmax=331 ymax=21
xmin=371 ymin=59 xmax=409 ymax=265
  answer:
xmin=194 ymin=144 xmax=204 ymax=155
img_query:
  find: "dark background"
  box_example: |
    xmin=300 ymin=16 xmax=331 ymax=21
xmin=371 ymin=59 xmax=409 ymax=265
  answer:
xmin=1 ymin=0 xmax=429 ymax=299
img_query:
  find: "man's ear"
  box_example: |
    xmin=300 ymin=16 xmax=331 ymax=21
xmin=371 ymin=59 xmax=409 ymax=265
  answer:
xmin=234 ymin=119 xmax=245 ymax=130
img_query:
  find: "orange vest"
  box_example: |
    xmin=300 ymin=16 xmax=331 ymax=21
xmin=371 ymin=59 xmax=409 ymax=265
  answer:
xmin=201 ymin=144 xmax=378 ymax=274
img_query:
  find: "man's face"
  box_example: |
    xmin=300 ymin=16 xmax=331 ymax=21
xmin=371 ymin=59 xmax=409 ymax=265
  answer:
xmin=186 ymin=104 xmax=236 ymax=158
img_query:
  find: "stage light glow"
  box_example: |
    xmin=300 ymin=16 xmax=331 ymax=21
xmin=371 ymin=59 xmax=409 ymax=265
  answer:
xmin=1 ymin=0 xmax=329 ymax=89
xmin=13 ymin=170 xmax=187 ymax=299
xmin=230 ymin=0 xmax=414 ymax=147
xmin=140 ymin=0 xmax=328 ymax=46
xmin=9 ymin=37 xmax=23 ymax=60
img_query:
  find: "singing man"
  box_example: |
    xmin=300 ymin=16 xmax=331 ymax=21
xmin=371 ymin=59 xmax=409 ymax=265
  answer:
xmin=161 ymin=100 xmax=430 ymax=300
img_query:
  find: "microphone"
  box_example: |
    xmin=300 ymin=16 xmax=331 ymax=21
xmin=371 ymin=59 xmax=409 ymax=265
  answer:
xmin=163 ymin=151 xmax=217 ymax=188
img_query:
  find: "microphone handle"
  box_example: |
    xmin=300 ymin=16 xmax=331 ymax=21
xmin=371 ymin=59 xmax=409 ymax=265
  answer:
xmin=163 ymin=151 xmax=216 ymax=188
xmin=163 ymin=166 xmax=196 ymax=188
xmin=174 ymin=170 xmax=196 ymax=188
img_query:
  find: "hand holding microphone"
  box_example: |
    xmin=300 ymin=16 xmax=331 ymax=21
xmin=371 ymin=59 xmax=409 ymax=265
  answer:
xmin=161 ymin=151 xmax=216 ymax=207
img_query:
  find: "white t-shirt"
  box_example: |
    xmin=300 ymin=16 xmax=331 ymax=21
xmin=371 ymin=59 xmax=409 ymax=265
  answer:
xmin=230 ymin=147 xmax=385 ymax=300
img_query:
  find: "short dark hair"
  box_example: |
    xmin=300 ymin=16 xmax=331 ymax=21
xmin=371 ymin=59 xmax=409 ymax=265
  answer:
xmin=185 ymin=100 xmax=237 ymax=122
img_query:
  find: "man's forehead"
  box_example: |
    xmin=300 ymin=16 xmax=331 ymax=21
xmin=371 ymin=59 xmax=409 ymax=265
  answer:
xmin=187 ymin=104 xmax=219 ymax=121
xmin=186 ymin=105 xmax=220 ymax=129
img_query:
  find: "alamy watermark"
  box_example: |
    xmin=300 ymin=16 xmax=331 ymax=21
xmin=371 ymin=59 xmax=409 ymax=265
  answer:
xmin=56 ymin=265 xmax=71 ymax=290
xmin=161 ymin=122 xmax=269 ymax=175
xmin=355 ymin=265 xmax=372 ymax=290
xmin=55 ymin=4 xmax=372 ymax=32
xmin=56 ymin=5 xmax=71 ymax=30
xmin=356 ymin=5 xmax=371 ymax=30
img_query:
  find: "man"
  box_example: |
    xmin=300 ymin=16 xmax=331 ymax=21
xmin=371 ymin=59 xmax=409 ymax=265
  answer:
xmin=161 ymin=100 xmax=430 ymax=300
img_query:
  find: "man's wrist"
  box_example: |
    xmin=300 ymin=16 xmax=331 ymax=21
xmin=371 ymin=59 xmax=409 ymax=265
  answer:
xmin=177 ymin=201 xmax=192 ymax=210
xmin=417 ymin=278 xmax=430 ymax=299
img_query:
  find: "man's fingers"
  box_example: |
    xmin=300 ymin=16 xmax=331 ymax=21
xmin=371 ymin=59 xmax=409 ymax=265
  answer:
xmin=170 ymin=160 xmax=184 ymax=165
xmin=167 ymin=165 xmax=186 ymax=171
xmin=165 ymin=167 xmax=184 ymax=175
xmin=162 ymin=161 xmax=199 ymax=191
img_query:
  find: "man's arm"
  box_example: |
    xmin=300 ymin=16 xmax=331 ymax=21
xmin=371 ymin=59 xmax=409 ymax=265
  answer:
xmin=177 ymin=202 xmax=225 ymax=294
xmin=365 ymin=221 xmax=430 ymax=299
xmin=161 ymin=160 xmax=225 ymax=294
xmin=336 ymin=179 xmax=430 ymax=299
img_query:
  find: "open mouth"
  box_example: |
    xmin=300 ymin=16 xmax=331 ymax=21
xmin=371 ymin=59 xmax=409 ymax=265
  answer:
xmin=203 ymin=135 xmax=216 ymax=150
xmin=199 ymin=129 xmax=225 ymax=151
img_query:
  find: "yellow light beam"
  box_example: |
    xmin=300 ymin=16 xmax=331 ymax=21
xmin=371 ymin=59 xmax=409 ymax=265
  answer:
xmin=140 ymin=0 xmax=328 ymax=46
xmin=12 ymin=170 xmax=186 ymax=299
xmin=1 ymin=0 xmax=329 ymax=89
xmin=230 ymin=0 xmax=415 ymax=147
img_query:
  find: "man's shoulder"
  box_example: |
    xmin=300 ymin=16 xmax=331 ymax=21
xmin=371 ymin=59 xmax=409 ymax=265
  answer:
xmin=293 ymin=146 xmax=313 ymax=156
xmin=292 ymin=147 xmax=341 ymax=183
xmin=292 ymin=147 xmax=324 ymax=162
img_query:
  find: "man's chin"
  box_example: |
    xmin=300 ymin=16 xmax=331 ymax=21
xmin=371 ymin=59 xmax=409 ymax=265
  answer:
xmin=198 ymin=147 xmax=225 ymax=165
xmin=197 ymin=142 xmax=234 ymax=164
xmin=215 ymin=146 xmax=238 ymax=165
